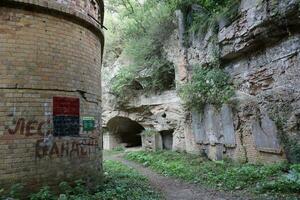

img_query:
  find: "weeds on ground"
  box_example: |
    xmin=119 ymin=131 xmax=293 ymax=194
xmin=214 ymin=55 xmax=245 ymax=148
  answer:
xmin=125 ymin=151 xmax=300 ymax=198
xmin=112 ymin=146 xmax=126 ymax=152
xmin=0 ymin=160 xmax=162 ymax=200
xmin=103 ymin=146 xmax=125 ymax=157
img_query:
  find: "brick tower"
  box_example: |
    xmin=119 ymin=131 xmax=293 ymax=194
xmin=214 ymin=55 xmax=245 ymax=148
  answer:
xmin=0 ymin=0 xmax=104 ymax=190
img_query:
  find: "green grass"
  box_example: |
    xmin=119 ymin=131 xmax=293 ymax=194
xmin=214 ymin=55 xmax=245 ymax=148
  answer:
xmin=125 ymin=151 xmax=300 ymax=199
xmin=103 ymin=147 xmax=125 ymax=157
xmin=1 ymin=160 xmax=162 ymax=200
xmin=99 ymin=160 xmax=162 ymax=200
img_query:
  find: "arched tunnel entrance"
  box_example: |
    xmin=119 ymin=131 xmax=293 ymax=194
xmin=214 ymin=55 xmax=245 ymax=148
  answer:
xmin=107 ymin=116 xmax=144 ymax=148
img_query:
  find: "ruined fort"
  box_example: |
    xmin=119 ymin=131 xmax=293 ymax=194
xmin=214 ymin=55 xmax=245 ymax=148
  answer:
xmin=0 ymin=0 xmax=104 ymax=190
xmin=103 ymin=0 xmax=300 ymax=164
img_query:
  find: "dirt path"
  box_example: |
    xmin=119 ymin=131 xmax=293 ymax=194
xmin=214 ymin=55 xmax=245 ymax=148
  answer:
xmin=104 ymin=153 xmax=249 ymax=200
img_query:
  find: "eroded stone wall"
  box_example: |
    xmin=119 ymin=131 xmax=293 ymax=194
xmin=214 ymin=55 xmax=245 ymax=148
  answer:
xmin=0 ymin=0 xmax=104 ymax=191
xmin=179 ymin=0 xmax=300 ymax=163
xmin=102 ymin=0 xmax=300 ymax=164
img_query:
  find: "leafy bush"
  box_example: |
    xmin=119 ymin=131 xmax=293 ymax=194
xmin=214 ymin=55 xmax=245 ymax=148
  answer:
xmin=111 ymin=62 xmax=175 ymax=103
xmin=258 ymin=168 xmax=300 ymax=193
xmin=110 ymin=66 xmax=137 ymax=102
xmin=178 ymin=66 xmax=234 ymax=110
xmin=30 ymin=186 xmax=56 ymax=200
xmin=112 ymin=146 xmax=125 ymax=152
xmin=8 ymin=183 xmax=24 ymax=199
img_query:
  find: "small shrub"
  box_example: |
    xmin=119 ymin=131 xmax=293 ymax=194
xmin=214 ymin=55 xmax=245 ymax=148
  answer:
xmin=178 ymin=66 xmax=234 ymax=111
xmin=112 ymin=146 xmax=125 ymax=152
xmin=291 ymin=164 xmax=300 ymax=173
xmin=258 ymin=169 xmax=300 ymax=193
xmin=110 ymin=66 xmax=137 ymax=101
xmin=8 ymin=183 xmax=24 ymax=199
xmin=30 ymin=186 xmax=55 ymax=200
xmin=59 ymin=182 xmax=72 ymax=196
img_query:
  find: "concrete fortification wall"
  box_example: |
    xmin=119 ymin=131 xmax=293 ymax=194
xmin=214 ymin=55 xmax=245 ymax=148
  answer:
xmin=0 ymin=0 xmax=104 ymax=190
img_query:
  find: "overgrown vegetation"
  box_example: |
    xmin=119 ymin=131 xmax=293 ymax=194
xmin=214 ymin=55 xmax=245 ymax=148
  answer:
xmin=179 ymin=66 xmax=234 ymax=110
xmin=106 ymin=0 xmax=176 ymax=104
xmin=112 ymin=145 xmax=126 ymax=152
xmin=126 ymin=151 xmax=300 ymax=198
xmin=105 ymin=0 xmax=240 ymax=105
xmin=0 ymin=161 xmax=162 ymax=200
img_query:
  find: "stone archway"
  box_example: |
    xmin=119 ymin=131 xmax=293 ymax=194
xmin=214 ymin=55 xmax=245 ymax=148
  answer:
xmin=105 ymin=116 xmax=144 ymax=149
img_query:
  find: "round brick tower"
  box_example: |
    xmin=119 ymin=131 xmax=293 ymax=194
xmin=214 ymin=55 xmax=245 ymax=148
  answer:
xmin=0 ymin=0 xmax=104 ymax=190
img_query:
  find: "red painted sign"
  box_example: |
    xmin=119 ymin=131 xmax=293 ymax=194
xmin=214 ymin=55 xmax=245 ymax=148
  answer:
xmin=53 ymin=97 xmax=80 ymax=116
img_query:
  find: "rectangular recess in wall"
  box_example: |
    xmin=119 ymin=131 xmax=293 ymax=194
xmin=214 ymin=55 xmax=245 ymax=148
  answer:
xmin=53 ymin=97 xmax=80 ymax=136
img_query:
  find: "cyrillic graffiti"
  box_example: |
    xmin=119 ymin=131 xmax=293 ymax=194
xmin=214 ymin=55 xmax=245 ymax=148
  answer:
xmin=4 ymin=118 xmax=99 ymax=160
xmin=7 ymin=118 xmax=51 ymax=136
xmin=35 ymin=138 xmax=98 ymax=159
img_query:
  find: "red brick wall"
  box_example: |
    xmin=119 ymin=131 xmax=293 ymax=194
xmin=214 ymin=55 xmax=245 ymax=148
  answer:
xmin=0 ymin=0 xmax=103 ymax=191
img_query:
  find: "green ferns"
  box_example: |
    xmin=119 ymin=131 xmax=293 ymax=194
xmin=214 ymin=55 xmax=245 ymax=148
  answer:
xmin=179 ymin=66 xmax=234 ymax=110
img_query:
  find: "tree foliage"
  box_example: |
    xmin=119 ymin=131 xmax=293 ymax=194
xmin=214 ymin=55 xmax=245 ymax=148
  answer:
xmin=105 ymin=0 xmax=176 ymax=102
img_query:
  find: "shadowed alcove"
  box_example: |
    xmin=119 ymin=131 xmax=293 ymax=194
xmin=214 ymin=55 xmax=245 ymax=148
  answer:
xmin=107 ymin=116 xmax=144 ymax=147
xmin=160 ymin=129 xmax=174 ymax=150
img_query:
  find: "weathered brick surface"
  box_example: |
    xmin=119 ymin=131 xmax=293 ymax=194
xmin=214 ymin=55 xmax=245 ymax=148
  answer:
xmin=0 ymin=0 xmax=104 ymax=192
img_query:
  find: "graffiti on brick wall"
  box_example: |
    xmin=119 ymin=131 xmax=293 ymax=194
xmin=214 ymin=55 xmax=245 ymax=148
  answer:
xmin=7 ymin=118 xmax=52 ymax=136
xmin=5 ymin=118 xmax=99 ymax=159
xmin=35 ymin=137 xmax=98 ymax=159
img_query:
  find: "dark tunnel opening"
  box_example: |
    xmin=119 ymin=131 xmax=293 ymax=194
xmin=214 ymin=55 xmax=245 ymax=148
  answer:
xmin=107 ymin=116 xmax=144 ymax=147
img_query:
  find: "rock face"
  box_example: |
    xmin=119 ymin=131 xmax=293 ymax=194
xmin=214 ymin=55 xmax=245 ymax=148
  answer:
xmin=0 ymin=0 xmax=104 ymax=191
xmin=102 ymin=0 xmax=300 ymax=163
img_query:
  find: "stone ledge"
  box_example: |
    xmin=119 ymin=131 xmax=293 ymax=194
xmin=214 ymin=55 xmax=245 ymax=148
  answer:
xmin=219 ymin=0 xmax=300 ymax=61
